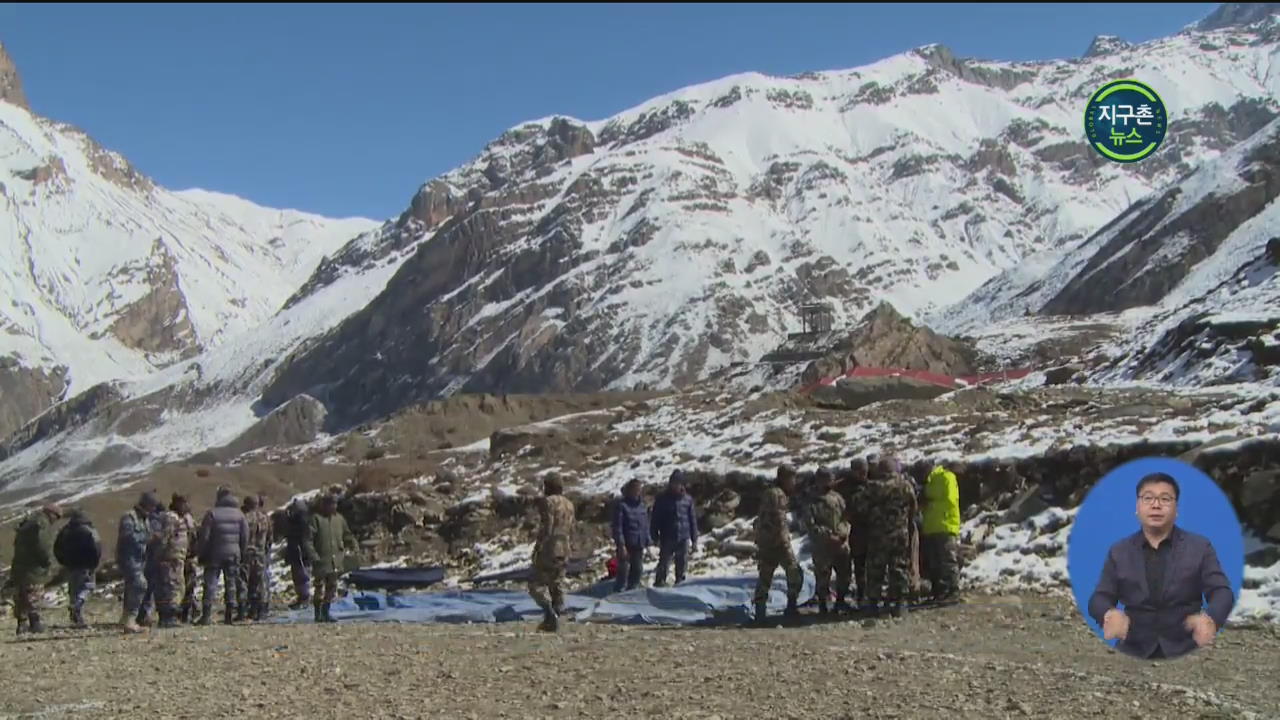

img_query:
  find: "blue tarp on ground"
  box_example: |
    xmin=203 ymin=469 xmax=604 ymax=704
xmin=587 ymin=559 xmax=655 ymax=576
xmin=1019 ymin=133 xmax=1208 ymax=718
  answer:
xmin=269 ymin=572 xmax=816 ymax=626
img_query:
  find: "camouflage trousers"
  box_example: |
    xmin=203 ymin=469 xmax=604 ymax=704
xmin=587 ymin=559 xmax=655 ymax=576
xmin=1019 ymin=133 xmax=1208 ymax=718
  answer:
xmin=121 ymin=563 xmax=148 ymax=616
xmin=315 ymin=573 xmax=340 ymax=605
xmin=242 ymin=552 xmax=268 ymax=612
xmin=152 ymin=561 xmax=184 ymax=613
xmin=754 ymin=544 xmax=802 ymax=604
xmin=67 ymin=569 xmax=95 ymax=614
xmin=13 ymin=583 xmax=41 ymax=623
xmin=865 ymin=533 xmax=912 ymax=602
xmin=527 ymin=553 xmax=566 ymax=613
xmin=922 ymin=533 xmax=960 ymax=596
xmin=811 ymin=538 xmax=852 ymax=602
xmin=202 ymin=559 xmax=241 ymax=612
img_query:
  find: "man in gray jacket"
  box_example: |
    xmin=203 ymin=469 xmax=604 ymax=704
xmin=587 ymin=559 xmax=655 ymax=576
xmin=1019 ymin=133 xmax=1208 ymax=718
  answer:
xmin=196 ymin=491 xmax=248 ymax=625
xmin=117 ymin=492 xmax=158 ymax=634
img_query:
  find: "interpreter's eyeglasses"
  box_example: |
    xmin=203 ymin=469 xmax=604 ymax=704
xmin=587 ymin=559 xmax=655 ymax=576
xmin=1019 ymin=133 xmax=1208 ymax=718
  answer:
xmin=1139 ymin=494 xmax=1176 ymax=507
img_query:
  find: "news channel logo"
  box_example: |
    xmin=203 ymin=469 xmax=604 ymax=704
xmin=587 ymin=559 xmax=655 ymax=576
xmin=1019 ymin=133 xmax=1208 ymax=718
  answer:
xmin=1084 ymin=79 xmax=1167 ymax=164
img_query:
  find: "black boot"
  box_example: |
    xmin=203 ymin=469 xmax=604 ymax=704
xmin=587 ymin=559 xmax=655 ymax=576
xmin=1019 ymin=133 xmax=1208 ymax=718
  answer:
xmin=224 ymin=606 xmax=235 ymax=625
xmin=71 ymin=607 xmax=88 ymax=629
xmin=313 ymin=603 xmax=323 ymax=623
xmin=891 ymin=602 xmax=906 ymax=619
xmin=321 ymin=603 xmax=337 ymax=623
xmin=234 ymin=605 xmax=247 ymax=622
xmin=833 ymin=595 xmax=851 ymax=614
xmin=818 ymin=597 xmax=829 ymax=615
xmin=178 ymin=604 xmax=190 ymax=624
xmin=197 ymin=606 xmax=212 ymax=626
xmin=27 ymin=613 xmax=45 ymax=634
xmin=158 ymin=607 xmax=178 ymax=629
xmin=783 ymin=597 xmax=799 ymax=618
xmin=537 ymin=607 xmax=559 ymax=632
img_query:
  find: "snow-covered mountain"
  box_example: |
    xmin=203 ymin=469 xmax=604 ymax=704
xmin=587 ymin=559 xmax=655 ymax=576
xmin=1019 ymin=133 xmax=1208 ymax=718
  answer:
xmin=933 ymin=112 xmax=1280 ymax=388
xmin=258 ymin=13 xmax=1280 ymax=429
xmin=4 ymin=5 xmax=1280 ymax=497
xmin=0 ymin=42 xmax=379 ymax=441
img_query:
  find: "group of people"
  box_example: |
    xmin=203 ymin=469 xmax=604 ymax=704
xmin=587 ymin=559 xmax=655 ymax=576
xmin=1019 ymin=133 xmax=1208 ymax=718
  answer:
xmin=8 ymin=486 xmax=359 ymax=634
xmin=529 ymin=453 xmax=963 ymax=632
xmin=750 ymin=454 xmax=962 ymax=621
xmin=10 ymin=453 xmax=958 ymax=635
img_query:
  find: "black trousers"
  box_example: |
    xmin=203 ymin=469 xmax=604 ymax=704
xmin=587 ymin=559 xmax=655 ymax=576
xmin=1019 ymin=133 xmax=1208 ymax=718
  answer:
xmin=614 ymin=545 xmax=645 ymax=592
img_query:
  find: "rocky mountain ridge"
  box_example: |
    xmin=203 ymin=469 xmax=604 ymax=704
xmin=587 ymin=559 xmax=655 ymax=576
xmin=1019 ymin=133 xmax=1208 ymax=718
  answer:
xmin=0 ymin=41 xmax=378 ymax=442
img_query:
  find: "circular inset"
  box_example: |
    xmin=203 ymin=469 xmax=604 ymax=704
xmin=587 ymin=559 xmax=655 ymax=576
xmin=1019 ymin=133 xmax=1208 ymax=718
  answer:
xmin=1067 ymin=457 xmax=1243 ymax=660
xmin=1084 ymin=79 xmax=1167 ymax=163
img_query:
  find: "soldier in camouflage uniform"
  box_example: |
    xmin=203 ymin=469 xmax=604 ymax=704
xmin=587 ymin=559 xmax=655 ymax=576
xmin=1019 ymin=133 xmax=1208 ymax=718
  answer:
xmin=154 ymin=502 xmax=190 ymax=628
xmin=806 ymin=467 xmax=852 ymax=614
xmin=242 ymin=495 xmax=273 ymax=621
xmin=863 ymin=456 xmax=917 ymax=618
xmin=529 ymin=473 xmax=575 ymax=632
xmin=258 ymin=493 xmax=273 ymax=619
xmin=118 ymin=493 xmax=158 ymax=634
xmin=137 ymin=499 xmax=167 ymax=627
xmin=10 ymin=504 xmax=62 ymax=635
xmin=839 ymin=457 xmax=872 ymax=607
xmin=171 ymin=495 xmax=201 ymax=623
xmin=753 ymin=465 xmax=802 ymax=623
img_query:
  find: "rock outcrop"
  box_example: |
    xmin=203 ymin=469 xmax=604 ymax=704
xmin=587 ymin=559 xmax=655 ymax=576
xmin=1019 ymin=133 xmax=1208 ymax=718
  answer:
xmin=209 ymin=395 xmax=328 ymax=462
xmin=0 ymin=359 xmax=68 ymax=448
xmin=0 ymin=382 xmax=123 ymax=462
xmin=809 ymin=375 xmax=955 ymax=410
xmin=0 ymin=42 xmax=27 ymax=110
xmin=800 ymin=302 xmax=980 ymax=386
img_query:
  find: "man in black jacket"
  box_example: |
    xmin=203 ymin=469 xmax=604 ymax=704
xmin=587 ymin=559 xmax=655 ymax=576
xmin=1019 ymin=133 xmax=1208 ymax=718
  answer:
xmin=54 ymin=510 xmax=101 ymax=628
xmin=284 ymin=497 xmax=312 ymax=609
xmin=1088 ymin=472 xmax=1234 ymax=659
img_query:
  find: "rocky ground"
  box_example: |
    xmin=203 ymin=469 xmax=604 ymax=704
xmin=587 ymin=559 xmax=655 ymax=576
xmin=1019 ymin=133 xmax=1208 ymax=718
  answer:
xmin=2 ymin=594 xmax=1277 ymax=719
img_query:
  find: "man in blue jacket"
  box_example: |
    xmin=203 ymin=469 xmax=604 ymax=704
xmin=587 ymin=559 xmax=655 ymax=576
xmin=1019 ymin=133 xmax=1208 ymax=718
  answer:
xmin=651 ymin=469 xmax=699 ymax=587
xmin=611 ymin=479 xmax=650 ymax=592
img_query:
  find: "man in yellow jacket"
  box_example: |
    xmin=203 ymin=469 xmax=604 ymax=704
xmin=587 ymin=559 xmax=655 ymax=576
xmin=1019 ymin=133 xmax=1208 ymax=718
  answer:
xmin=921 ymin=464 xmax=961 ymax=602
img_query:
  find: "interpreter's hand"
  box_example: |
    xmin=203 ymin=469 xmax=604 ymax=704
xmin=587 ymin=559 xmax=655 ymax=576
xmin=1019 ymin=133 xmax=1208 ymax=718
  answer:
xmin=1102 ymin=608 xmax=1129 ymax=641
xmin=1185 ymin=612 xmax=1217 ymax=647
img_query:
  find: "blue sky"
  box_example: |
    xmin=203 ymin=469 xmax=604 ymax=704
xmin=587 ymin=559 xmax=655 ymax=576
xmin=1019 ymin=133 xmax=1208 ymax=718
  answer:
xmin=2 ymin=3 xmax=1218 ymax=220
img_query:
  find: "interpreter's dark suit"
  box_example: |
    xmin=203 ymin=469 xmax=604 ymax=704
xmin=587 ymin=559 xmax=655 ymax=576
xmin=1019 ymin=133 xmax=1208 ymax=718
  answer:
xmin=1087 ymin=526 xmax=1233 ymax=659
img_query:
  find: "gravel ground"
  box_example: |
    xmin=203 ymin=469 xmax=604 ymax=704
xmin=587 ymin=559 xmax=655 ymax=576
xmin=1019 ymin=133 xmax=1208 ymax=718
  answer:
xmin=2 ymin=594 xmax=1278 ymax=719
